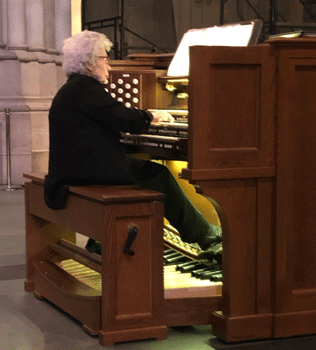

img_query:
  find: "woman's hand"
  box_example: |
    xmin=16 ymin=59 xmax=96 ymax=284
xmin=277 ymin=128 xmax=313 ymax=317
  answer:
xmin=150 ymin=110 xmax=175 ymax=123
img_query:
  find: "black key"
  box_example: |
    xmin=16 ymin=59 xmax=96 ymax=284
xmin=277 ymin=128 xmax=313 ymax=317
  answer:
xmin=176 ymin=260 xmax=197 ymax=270
xmin=192 ymin=267 xmax=212 ymax=278
xmin=164 ymin=249 xmax=174 ymax=255
xmin=165 ymin=254 xmax=188 ymax=265
xmin=210 ymin=273 xmax=223 ymax=282
xmin=180 ymin=262 xmax=207 ymax=273
xmin=163 ymin=251 xmax=180 ymax=259
xmin=200 ymin=269 xmax=222 ymax=280
xmin=194 ymin=265 xmax=221 ymax=278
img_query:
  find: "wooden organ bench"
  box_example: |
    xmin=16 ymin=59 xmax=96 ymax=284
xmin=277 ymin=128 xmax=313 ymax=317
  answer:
xmin=24 ymin=173 xmax=222 ymax=346
xmin=24 ymin=172 xmax=167 ymax=346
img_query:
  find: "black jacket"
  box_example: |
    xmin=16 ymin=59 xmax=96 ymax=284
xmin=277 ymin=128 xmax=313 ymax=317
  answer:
xmin=44 ymin=73 xmax=153 ymax=209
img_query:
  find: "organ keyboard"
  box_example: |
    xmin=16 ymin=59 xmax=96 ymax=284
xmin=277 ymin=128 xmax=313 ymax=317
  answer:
xmin=120 ymin=109 xmax=189 ymax=159
xmin=147 ymin=123 xmax=188 ymax=137
xmin=120 ymin=131 xmax=188 ymax=160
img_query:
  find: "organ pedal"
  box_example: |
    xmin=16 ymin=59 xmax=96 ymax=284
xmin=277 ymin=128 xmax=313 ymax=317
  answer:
xmin=33 ymin=224 xmax=223 ymax=332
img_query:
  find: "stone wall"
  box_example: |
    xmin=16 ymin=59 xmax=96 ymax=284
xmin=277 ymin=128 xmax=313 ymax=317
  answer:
xmin=0 ymin=0 xmax=71 ymax=185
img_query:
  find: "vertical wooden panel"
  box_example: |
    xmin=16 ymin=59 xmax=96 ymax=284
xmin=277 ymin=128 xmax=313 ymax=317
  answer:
xmin=188 ymin=44 xmax=275 ymax=174
xmin=208 ymin=64 xmax=260 ymax=149
xmin=185 ymin=44 xmax=275 ymax=342
xmin=115 ymin=217 xmax=152 ymax=318
xmin=202 ymin=177 xmax=274 ymax=341
xmin=101 ymin=201 xmax=166 ymax=338
xmin=275 ymin=48 xmax=316 ymax=316
xmin=198 ymin=179 xmax=258 ymax=316
xmin=256 ymin=178 xmax=274 ymax=315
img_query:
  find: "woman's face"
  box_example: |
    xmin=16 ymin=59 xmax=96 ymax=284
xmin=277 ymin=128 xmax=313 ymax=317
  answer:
xmin=90 ymin=48 xmax=111 ymax=84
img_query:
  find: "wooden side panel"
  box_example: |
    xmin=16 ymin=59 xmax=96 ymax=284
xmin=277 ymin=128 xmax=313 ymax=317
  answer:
xmin=204 ymin=177 xmax=274 ymax=341
xmin=100 ymin=201 xmax=167 ymax=345
xmin=182 ymin=45 xmax=276 ymax=342
xmin=274 ymin=44 xmax=316 ymax=336
xmin=199 ymin=179 xmax=274 ymax=316
xmin=187 ymin=45 xmax=275 ymax=178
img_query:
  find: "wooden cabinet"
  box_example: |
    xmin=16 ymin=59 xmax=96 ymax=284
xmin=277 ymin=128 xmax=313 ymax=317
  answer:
xmin=181 ymin=38 xmax=316 ymax=341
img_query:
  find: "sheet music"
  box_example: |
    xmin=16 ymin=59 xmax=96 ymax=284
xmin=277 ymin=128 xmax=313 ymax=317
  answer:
xmin=168 ymin=22 xmax=255 ymax=77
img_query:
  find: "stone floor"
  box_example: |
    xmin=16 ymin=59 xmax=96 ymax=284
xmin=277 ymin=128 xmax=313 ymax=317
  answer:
xmin=1 ymin=188 xmax=316 ymax=350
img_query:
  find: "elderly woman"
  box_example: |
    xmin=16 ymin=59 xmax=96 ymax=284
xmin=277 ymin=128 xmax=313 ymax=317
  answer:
xmin=44 ymin=30 xmax=221 ymax=255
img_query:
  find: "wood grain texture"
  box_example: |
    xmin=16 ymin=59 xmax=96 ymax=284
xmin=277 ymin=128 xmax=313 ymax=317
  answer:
xmin=272 ymin=41 xmax=316 ymax=321
xmin=186 ymin=39 xmax=316 ymax=341
xmin=187 ymin=45 xmax=275 ymax=173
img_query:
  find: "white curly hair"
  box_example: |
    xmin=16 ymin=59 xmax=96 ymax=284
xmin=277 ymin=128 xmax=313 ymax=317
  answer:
xmin=62 ymin=30 xmax=113 ymax=77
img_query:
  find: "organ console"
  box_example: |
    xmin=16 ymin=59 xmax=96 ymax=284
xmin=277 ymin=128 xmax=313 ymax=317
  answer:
xmin=107 ymin=32 xmax=316 ymax=342
xmin=24 ymin=20 xmax=316 ymax=345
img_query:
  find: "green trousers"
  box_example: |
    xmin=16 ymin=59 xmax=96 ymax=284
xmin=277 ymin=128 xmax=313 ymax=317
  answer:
xmin=132 ymin=160 xmax=221 ymax=250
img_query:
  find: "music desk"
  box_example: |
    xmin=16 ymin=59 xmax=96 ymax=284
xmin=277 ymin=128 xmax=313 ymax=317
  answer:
xmin=23 ymin=172 xmax=167 ymax=346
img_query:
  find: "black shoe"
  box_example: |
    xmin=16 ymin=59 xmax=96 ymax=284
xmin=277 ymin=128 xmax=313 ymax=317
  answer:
xmin=200 ymin=233 xmax=222 ymax=250
xmin=85 ymin=238 xmax=101 ymax=255
xmin=199 ymin=242 xmax=223 ymax=261
xmin=198 ymin=225 xmax=222 ymax=250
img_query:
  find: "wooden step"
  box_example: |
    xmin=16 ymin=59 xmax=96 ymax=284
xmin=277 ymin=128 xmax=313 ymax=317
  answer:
xmin=34 ymin=260 xmax=101 ymax=335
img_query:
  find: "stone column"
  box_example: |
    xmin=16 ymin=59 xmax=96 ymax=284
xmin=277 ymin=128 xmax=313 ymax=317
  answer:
xmin=0 ymin=0 xmax=15 ymax=59
xmin=0 ymin=0 xmax=6 ymax=49
xmin=43 ymin=0 xmax=58 ymax=54
xmin=0 ymin=0 xmax=71 ymax=185
xmin=1 ymin=0 xmax=31 ymax=185
xmin=26 ymin=0 xmax=46 ymax=52
xmin=6 ymin=0 xmax=28 ymax=50
xmin=55 ymin=0 xmax=72 ymax=52
xmin=26 ymin=0 xmax=55 ymax=65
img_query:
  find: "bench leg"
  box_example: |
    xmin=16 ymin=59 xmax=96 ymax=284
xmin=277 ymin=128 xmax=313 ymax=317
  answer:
xmin=24 ymin=182 xmax=76 ymax=292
